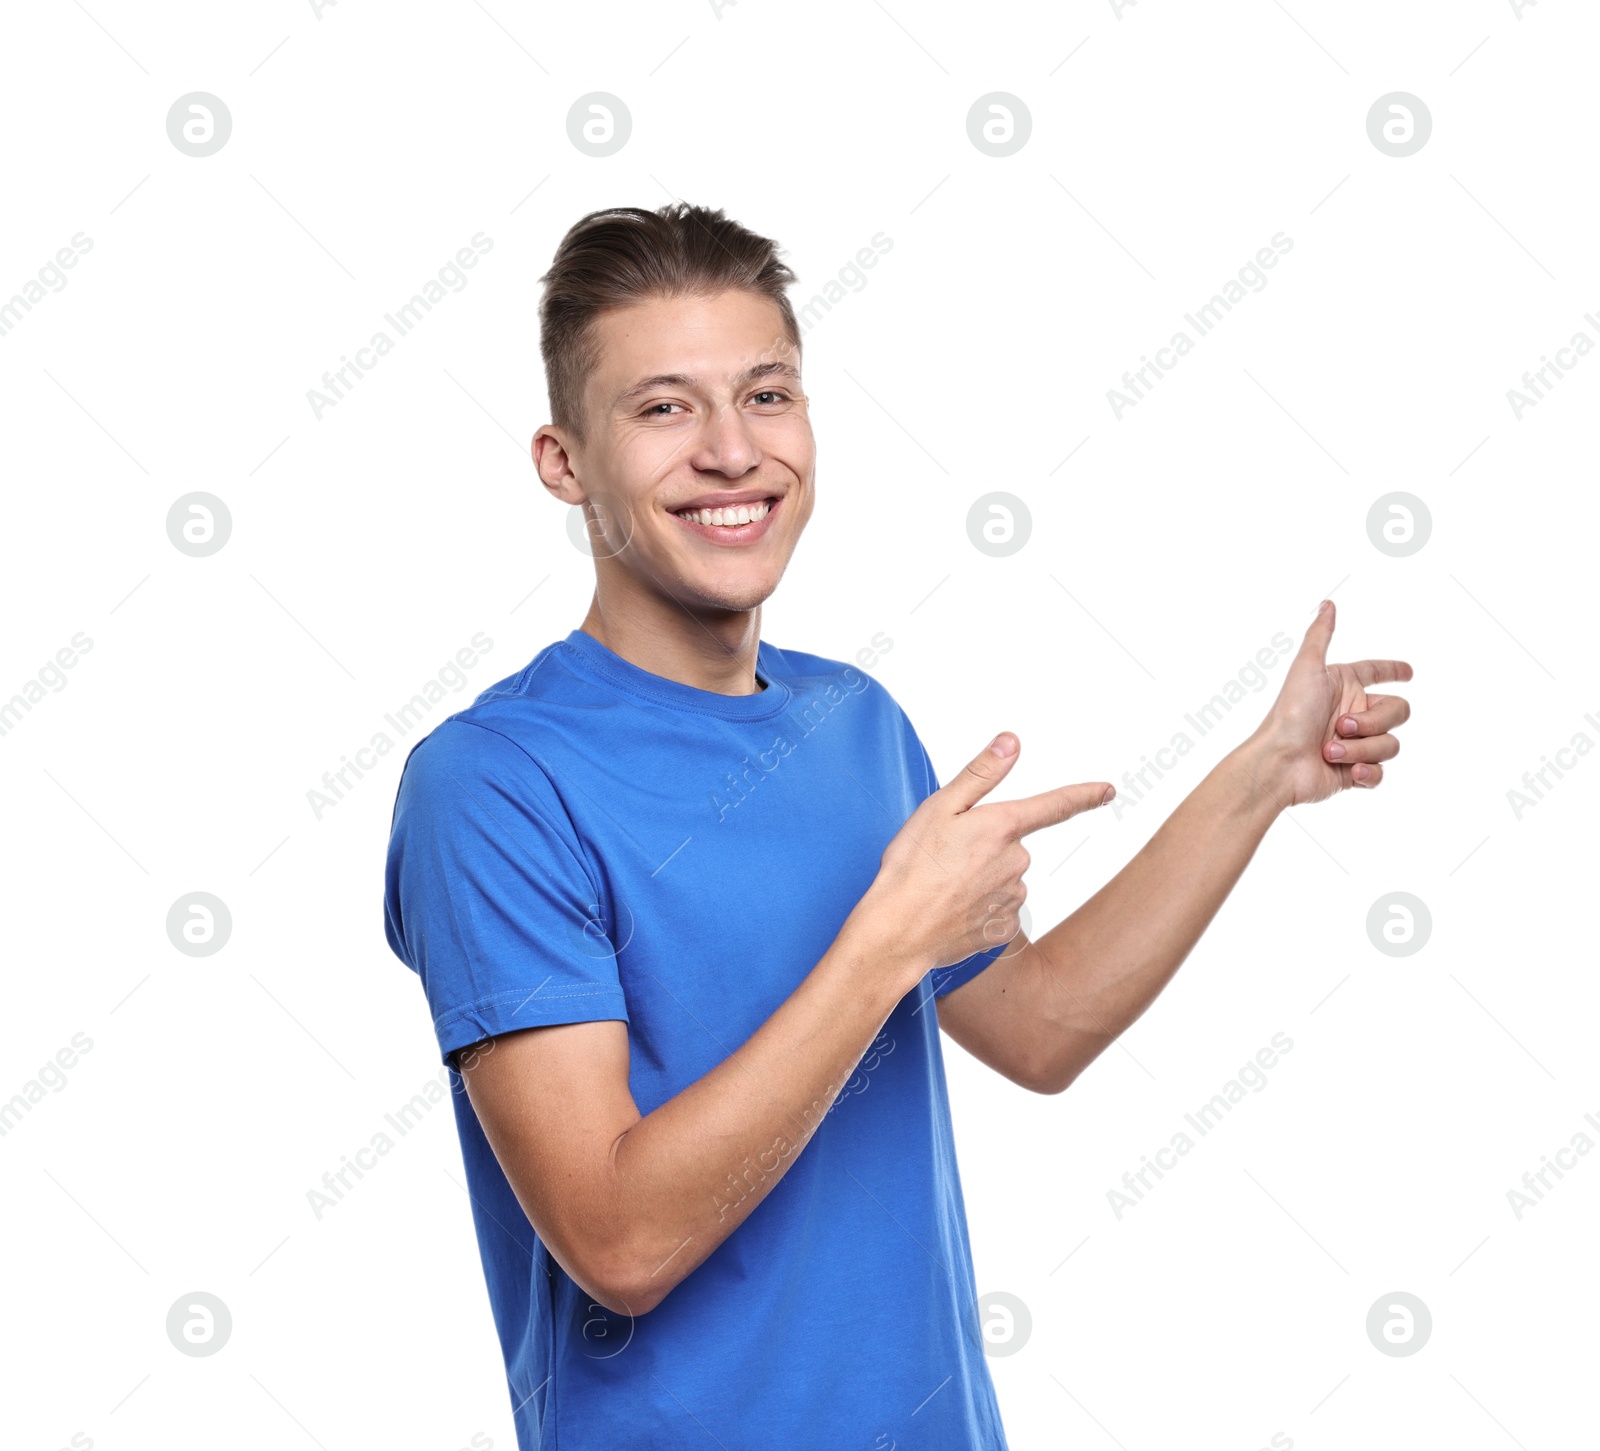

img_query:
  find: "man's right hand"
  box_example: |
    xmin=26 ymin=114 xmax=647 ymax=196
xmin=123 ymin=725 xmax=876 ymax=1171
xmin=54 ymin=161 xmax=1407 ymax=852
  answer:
xmin=858 ymin=732 xmax=1113 ymax=973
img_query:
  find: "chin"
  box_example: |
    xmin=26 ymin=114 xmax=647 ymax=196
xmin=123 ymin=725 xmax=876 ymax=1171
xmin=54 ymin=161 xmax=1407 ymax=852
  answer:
xmin=676 ymin=572 xmax=783 ymax=614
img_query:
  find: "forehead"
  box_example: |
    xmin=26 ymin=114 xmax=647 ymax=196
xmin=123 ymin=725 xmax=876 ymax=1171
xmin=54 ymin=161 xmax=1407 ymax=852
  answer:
xmin=588 ymin=290 xmax=799 ymax=405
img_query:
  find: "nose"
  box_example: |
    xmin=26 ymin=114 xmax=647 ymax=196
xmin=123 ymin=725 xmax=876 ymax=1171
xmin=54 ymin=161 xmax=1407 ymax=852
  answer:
xmin=686 ymin=397 xmax=762 ymax=478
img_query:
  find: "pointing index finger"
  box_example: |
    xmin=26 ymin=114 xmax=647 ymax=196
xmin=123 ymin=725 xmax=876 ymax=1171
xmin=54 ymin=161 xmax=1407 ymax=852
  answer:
xmin=992 ymin=781 xmax=1116 ymax=839
xmin=1349 ymin=658 xmax=1413 ymax=687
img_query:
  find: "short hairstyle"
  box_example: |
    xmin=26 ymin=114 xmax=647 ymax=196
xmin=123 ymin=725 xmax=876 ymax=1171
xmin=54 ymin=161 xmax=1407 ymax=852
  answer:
xmin=538 ymin=202 xmax=800 ymax=443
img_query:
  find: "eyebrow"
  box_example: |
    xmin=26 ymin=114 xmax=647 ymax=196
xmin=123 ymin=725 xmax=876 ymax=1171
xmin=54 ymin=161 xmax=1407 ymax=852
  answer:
xmin=611 ymin=359 xmax=801 ymax=410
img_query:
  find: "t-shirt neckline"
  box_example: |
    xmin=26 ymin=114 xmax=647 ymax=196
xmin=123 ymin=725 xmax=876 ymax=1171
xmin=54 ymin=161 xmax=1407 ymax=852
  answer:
xmin=559 ymin=628 xmax=794 ymax=721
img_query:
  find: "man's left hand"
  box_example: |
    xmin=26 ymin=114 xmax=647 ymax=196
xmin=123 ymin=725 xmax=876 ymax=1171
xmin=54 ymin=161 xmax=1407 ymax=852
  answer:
xmin=1247 ymin=599 xmax=1414 ymax=807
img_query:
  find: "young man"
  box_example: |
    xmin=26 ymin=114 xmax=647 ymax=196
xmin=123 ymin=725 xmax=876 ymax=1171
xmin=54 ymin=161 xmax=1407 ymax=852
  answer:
xmin=383 ymin=203 xmax=1412 ymax=1450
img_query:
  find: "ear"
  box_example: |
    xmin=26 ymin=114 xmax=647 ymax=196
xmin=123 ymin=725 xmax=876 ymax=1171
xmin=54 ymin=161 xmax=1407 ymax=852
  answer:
xmin=533 ymin=426 xmax=584 ymax=505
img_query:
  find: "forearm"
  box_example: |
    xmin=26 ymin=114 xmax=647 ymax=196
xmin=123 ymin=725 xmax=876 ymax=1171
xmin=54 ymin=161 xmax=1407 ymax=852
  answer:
xmin=1026 ymin=735 xmax=1284 ymax=1089
xmin=604 ymin=906 xmax=923 ymax=1311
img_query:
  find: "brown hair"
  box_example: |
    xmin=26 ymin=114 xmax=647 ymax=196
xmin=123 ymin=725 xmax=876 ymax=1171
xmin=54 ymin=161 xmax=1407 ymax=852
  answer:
xmin=538 ymin=202 xmax=800 ymax=443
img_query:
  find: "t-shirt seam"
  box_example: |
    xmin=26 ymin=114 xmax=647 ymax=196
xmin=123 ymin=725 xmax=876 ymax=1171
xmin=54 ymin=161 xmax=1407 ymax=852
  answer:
xmin=471 ymin=641 xmax=560 ymax=706
xmin=441 ymin=984 xmax=626 ymax=1008
xmin=434 ymin=985 xmax=628 ymax=1029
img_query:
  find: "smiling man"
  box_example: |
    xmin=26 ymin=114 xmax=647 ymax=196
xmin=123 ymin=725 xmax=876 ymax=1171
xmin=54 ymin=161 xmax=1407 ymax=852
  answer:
xmin=383 ymin=203 xmax=1413 ymax=1450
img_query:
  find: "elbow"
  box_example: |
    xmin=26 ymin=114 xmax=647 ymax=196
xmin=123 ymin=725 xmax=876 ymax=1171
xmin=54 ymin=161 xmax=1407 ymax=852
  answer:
xmin=1019 ymin=1049 xmax=1081 ymax=1097
xmin=1025 ymin=1068 xmax=1075 ymax=1097
xmin=1022 ymin=1031 xmax=1114 ymax=1095
xmin=569 ymin=1239 xmax=675 ymax=1318
xmin=586 ymin=1275 xmax=668 ymax=1319
xmin=580 ymin=1281 xmax=665 ymax=1319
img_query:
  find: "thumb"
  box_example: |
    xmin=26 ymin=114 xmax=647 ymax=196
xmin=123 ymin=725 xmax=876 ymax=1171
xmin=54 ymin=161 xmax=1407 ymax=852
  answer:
xmin=939 ymin=732 xmax=1023 ymax=813
xmin=1293 ymin=598 xmax=1336 ymax=669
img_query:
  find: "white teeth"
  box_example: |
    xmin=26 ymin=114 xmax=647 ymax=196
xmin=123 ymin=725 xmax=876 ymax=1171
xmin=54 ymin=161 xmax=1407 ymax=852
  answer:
xmin=676 ymin=500 xmax=771 ymax=526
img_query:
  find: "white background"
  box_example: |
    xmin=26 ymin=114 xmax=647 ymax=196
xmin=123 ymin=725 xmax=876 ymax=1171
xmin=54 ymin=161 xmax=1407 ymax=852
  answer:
xmin=3 ymin=1 xmax=1596 ymax=1448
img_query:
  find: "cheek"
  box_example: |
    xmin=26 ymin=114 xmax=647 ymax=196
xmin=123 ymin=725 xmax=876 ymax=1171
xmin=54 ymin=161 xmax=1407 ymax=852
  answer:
xmin=762 ymin=413 xmax=814 ymax=462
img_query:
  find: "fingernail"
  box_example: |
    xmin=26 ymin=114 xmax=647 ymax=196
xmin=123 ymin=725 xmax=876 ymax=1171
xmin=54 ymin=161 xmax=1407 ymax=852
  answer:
xmin=989 ymin=733 xmax=1017 ymax=758
xmin=1353 ymin=764 xmax=1368 ymax=783
xmin=1100 ymin=785 xmax=1115 ymax=805
xmin=1319 ymin=599 xmax=1332 ymax=614
xmin=1326 ymin=741 xmax=1345 ymax=760
xmin=1340 ymin=716 xmax=1359 ymax=735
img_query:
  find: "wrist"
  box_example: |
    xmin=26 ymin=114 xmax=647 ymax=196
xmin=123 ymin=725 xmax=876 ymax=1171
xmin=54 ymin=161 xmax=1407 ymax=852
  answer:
xmin=838 ymin=890 xmax=931 ymax=999
xmin=1223 ymin=732 xmax=1295 ymax=819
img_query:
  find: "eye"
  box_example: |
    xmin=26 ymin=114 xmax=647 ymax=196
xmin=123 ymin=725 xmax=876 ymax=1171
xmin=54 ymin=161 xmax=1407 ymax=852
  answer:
xmin=642 ymin=401 xmax=685 ymax=416
xmin=750 ymin=390 xmax=789 ymax=406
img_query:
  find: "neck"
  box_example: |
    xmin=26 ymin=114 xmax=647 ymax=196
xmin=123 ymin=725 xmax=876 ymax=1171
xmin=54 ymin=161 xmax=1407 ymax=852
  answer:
xmin=578 ymin=586 xmax=764 ymax=697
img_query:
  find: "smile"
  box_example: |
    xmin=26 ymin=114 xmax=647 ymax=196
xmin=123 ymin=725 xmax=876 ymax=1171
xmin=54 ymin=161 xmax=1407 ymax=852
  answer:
xmin=670 ymin=495 xmax=781 ymax=544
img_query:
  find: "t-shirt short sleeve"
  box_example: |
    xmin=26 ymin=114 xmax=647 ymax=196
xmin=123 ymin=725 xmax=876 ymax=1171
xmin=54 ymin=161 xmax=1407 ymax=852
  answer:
xmin=898 ymin=712 xmax=1009 ymax=1000
xmin=384 ymin=718 xmax=630 ymax=1068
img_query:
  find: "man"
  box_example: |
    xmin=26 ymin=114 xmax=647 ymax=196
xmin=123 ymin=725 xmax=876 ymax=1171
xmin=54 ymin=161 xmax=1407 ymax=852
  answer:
xmin=383 ymin=202 xmax=1412 ymax=1449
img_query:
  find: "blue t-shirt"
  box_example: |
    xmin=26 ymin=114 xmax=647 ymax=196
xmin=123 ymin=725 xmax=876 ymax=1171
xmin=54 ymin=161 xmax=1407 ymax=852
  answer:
xmin=383 ymin=628 xmax=1009 ymax=1450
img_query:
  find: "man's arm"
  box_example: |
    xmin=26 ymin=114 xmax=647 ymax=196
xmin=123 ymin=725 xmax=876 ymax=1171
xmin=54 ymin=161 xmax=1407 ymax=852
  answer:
xmin=459 ymin=748 xmax=1111 ymax=1317
xmin=936 ymin=740 xmax=1280 ymax=1093
xmin=461 ymin=911 xmax=922 ymax=1319
xmin=937 ymin=598 xmax=1414 ymax=1095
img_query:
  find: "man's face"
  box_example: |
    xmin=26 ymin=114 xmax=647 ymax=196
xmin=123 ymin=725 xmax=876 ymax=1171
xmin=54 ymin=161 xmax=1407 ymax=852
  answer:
xmin=537 ymin=289 xmax=815 ymax=615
